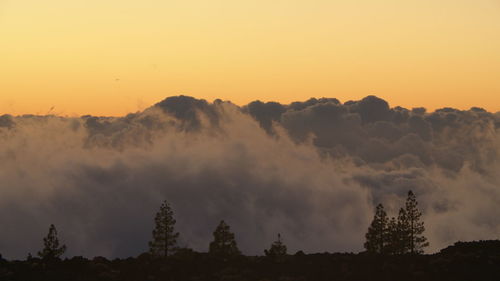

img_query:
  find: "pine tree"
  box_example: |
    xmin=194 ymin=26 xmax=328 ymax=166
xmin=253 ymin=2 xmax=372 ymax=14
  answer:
xmin=149 ymin=200 xmax=179 ymax=257
xmin=405 ymin=190 xmax=429 ymax=254
xmin=209 ymin=220 xmax=241 ymax=257
xmin=364 ymin=204 xmax=388 ymax=253
xmin=383 ymin=208 xmax=410 ymax=255
xmin=264 ymin=233 xmax=287 ymax=258
xmin=38 ymin=224 xmax=66 ymax=260
xmin=396 ymin=207 xmax=410 ymax=254
xmin=385 ymin=217 xmax=398 ymax=255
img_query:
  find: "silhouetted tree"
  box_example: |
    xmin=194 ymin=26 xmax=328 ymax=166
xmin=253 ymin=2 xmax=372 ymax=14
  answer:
xmin=209 ymin=220 xmax=241 ymax=257
xmin=385 ymin=217 xmax=398 ymax=254
xmin=396 ymin=207 xmax=410 ymax=254
xmin=364 ymin=204 xmax=388 ymax=253
xmin=405 ymin=190 xmax=429 ymax=254
xmin=38 ymin=224 xmax=66 ymax=260
xmin=265 ymin=233 xmax=287 ymax=258
xmin=149 ymin=200 xmax=179 ymax=257
xmin=385 ymin=208 xmax=410 ymax=254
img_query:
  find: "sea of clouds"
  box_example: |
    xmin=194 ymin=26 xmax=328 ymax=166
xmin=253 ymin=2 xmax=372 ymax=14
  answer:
xmin=0 ymin=95 xmax=499 ymax=259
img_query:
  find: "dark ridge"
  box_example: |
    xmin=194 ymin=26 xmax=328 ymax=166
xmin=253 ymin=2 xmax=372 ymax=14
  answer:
xmin=439 ymin=240 xmax=500 ymax=256
xmin=0 ymin=240 xmax=499 ymax=281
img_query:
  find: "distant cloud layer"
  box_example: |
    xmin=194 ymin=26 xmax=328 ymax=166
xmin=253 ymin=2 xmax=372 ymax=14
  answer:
xmin=0 ymin=96 xmax=499 ymax=259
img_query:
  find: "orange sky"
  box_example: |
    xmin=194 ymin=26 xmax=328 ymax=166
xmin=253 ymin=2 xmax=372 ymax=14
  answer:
xmin=1 ymin=0 xmax=499 ymax=116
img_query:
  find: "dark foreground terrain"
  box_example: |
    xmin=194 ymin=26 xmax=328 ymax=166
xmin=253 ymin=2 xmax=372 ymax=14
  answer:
xmin=1 ymin=241 xmax=499 ymax=281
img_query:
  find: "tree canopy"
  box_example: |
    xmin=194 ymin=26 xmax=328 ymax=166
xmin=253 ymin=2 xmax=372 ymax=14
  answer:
xmin=364 ymin=203 xmax=388 ymax=254
xmin=209 ymin=220 xmax=241 ymax=257
xmin=38 ymin=224 xmax=66 ymax=260
xmin=364 ymin=191 xmax=428 ymax=254
xmin=149 ymin=200 xmax=180 ymax=257
xmin=405 ymin=191 xmax=429 ymax=254
xmin=265 ymin=233 xmax=287 ymax=259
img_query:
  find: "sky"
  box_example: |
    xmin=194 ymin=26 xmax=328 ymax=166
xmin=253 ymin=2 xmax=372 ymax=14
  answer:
xmin=1 ymin=0 xmax=499 ymax=116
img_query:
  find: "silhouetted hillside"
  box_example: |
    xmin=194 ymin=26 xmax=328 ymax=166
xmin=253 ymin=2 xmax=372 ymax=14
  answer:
xmin=1 ymin=240 xmax=499 ymax=281
xmin=439 ymin=240 xmax=500 ymax=256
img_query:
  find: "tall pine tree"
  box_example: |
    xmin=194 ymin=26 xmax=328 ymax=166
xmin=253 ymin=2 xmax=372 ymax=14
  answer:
xmin=38 ymin=224 xmax=66 ymax=260
xmin=395 ymin=207 xmax=410 ymax=254
xmin=385 ymin=217 xmax=398 ymax=255
xmin=149 ymin=200 xmax=179 ymax=257
xmin=386 ymin=208 xmax=413 ymax=255
xmin=209 ymin=220 xmax=241 ymax=257
xmin=364 ymin=204 xmax=388 ymax=254
xmin=405 ymin=190 xmax=429 ymax=254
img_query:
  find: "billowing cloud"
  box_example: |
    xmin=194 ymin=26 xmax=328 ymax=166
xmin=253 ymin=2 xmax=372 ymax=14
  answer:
xmin=0 ymin=114 xmax=14 ymax=129
xmin=0 ymin=96 xmax=498 ymax=259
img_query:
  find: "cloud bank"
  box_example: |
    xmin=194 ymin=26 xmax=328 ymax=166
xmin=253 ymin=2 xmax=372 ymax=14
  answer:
xmin=0 ymin=96 xmax=499 ymax=259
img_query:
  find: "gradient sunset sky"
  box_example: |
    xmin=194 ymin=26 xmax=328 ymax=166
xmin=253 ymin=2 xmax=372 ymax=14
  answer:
xmin=1 ymin=0 xmax=499 ymax=116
